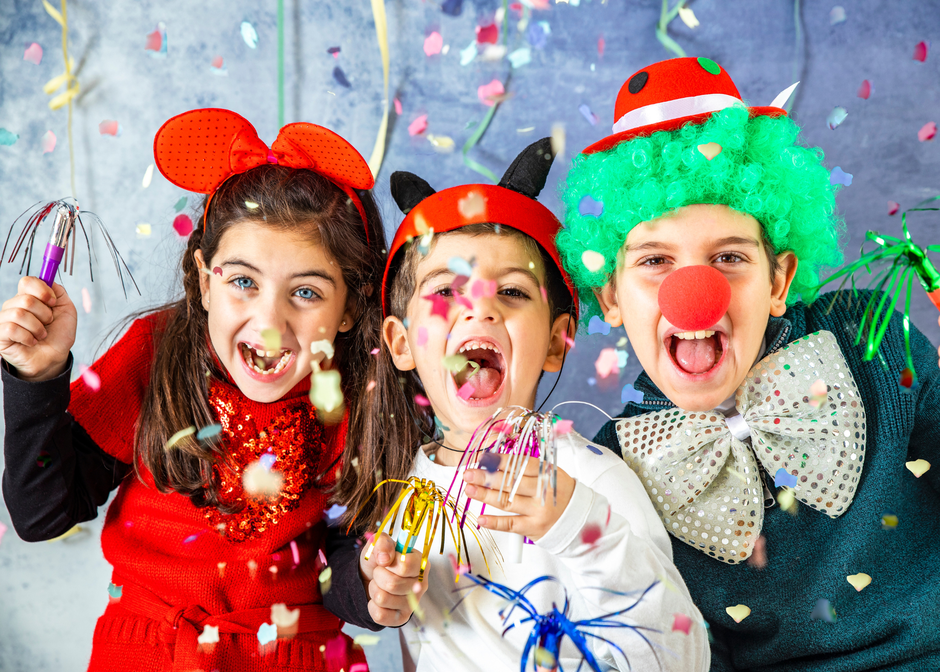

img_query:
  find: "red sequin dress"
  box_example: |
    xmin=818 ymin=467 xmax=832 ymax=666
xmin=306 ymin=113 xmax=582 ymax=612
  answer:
xmin=68 ymin=312 xmax=367 ymax=672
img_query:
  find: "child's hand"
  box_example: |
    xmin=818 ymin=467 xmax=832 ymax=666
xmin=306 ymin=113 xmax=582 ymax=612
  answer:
xmin=0 ymin=277 xmax=76 ymax=381
xmin=462 ymin=455 xmax=576 ymax=541
xmin=359 ymin=532 xmax=429 ymax=627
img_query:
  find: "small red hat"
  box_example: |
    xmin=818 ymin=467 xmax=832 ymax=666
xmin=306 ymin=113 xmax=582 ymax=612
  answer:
xmin=583 ymin=57 xmax=797 ymax=155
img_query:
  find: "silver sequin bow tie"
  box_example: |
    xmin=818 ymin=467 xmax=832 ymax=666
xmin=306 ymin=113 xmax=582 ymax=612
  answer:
xmin=616 ymin=331 xmax=866 ymax=564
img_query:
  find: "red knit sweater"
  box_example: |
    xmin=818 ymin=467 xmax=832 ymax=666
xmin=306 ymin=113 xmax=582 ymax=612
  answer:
xmin=68 ymin=312 xmax=367 ymax=672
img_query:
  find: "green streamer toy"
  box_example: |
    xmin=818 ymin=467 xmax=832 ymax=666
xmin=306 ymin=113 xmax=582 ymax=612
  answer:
xmin=817 ymin=196 xmax=940 ymax=387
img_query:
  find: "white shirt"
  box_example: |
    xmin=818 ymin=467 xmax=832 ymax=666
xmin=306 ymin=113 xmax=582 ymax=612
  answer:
xmin=400 ymin=430 xmax=710 ymax=672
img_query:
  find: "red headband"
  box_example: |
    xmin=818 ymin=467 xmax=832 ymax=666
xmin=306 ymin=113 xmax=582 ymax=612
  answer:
xmin=153 ymin=108 xmax=374 ymax=240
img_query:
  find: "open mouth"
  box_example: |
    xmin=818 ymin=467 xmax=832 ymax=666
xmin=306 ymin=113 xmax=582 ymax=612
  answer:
xmin=452 ymin=339 xmax=506 ymax=402
xmin=667 ymin=329 xmax=726 ymax=375
xmin=239 ymin=342 xmax=293 ymax=376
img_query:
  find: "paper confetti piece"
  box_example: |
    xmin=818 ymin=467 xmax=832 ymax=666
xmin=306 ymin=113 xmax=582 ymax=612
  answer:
xmin=427 ymin=134 xmax=455 ymax=152
xmin=442 ymin=354 xmax=469 ymax=373
xmin=678 ymin=6 xmax=699 ymax=28
xmin=905 ymin=459 xmax=930 ymax=477
xmin=408 ymin=114 xmax=428 ymax=136
xmin=139 ymin=163 xmax=154 ymax=188
xmin=881 ymin=511 xmax=898 ymax=529
xmin=621 ymin=384 xmax=643 ymax=404
xmin=77 ymin=364 xmax=101 ymax=391
xmin=899 ymin=367 xmax=916 ymax=388
xmin=260 ymin=328 xmax=281 ymax=352
xmin=587 ymin=315 xmax=611 ymax=335
xmin=508 ymin=47 xmax=531 ymax=68
xmin=830 ymin=166 xmax=852 ymax=186
xmin=888 ymin=201 xmax=900 ymax=216
xmin=136 ymin=223 xmax=151 ymax=237
xmin=725 ymin=604 xmax=751 ymax=623
xmin=311 ymin=370 xmax=344 ymax=412
xmin=257 ymin=622 xmax=278 ymax=645
xmin=829 ymin=6 xmax=846 ymax=24
xmin=353 ymin=634 xmax=381 ymax=647
xmin=39 ymin=130 xmax=56 ymax=154
xmin=808 ymin=379 xmax=827 ymax=407
xmin=197 ymin=624 xmax=220 ymax=645
xmin=98 ymin=120 xmax=119 ymax=136
xmin=24 ymin=42 xmax=43 ymax=65
xmin=107 ymin=582 xmax=122 ymax=599
xmin=173 ymin=196 xmax=188 ymax=212
xmin=424 ymin=31 xmax=443 ymax=57
xmin=747 ymin=535 xmax=767 ymax=569
xmin=0 ymin=129 xmax=20 ymax=146
xmin=318 ymin=566 xmax=333 ymax=594
xmin=210 ymin=56 xmax=226 ymax=75
xmin=415 ymin=394 xmax=431 ymax=407
xmin=774 ymin=468 xmax=797 ymax=489
xmin=479 ymin=452 xmax=501 ymax=473
xmin=827 ymin=107 xmax=848 ymax=130
xmin=241 ymin=21 xmax=258 ymax=48
xmin=458 ymin=190 xmax=486 ymax=219
xmin=580 ymin=522 xmax=602 ymax=545
xmin=918 ymin=122 xmax=936 ymax=142
xmin=243 ymin=461 xmax=284 ymax=497
xmin=846 ymin=573 xmax=871 ymax=592
xmin=595 ymin=348 xmax=619 ymax=378
xmin=195 ymin=424 xmax=222 ymax=442
xmin=415 ymin=327 xmax=428 ymax=348
xmin=579 ymin=195 xmax=604 ymax=217
xmin=325 ymin=504 xmax=347 ymax=521
xmin=406 ymin=590 xmax=425 ymax=621
xmin=47 ymin=525 xmax=81 ymax=542
xmin=333 ymin=66 xmax=351 ymax=88
xmin=477 ymin=79 xmax=505 ymax=106
xmin=169 ymin=213 xmax=193 ymax=237
xmin=811 ymin=598 xmax=837 ymax=622
xmin=327 ymin=46 xmax=341 ymax=56
xmin=394 ymin=98 xmax=403 ymax=115
xmin=0 ymin=521 xmax=7 ymax=547
xmin=145 ymin=28 xmax=162 ymax=52
xmin=857 ymin=79 xmax=871 ymax=99
xmin=777 ymin=487 xmax=798 ymax=514
xmin=457 ymin=381 xmax=475 ymax=400
xmin=913 ymin=41 xmax=928 ymax=62
xmin=424 ymin=293 xmax=451 ymax=319
xmin=578 ymin=104 xmax=598 ymax=126
xmin=697 ymin=142 xmax=722 ymax=160
xmin=460 ymin=40 xmax=478 ymax=66
xmin=166 ymin=426 xmax=196 ymax=450
xmin=553 ymin=418 xmax=574 ymax=435
xmin=470 ymin=279 xmax=496 ymax=299
xmin=672 ymin=613 xmax=692 ymax=634
xmin=447 ymin=256 xmax=474 ymax=277
xmin=581 ymin=250 xmax=605 ymax=273
xmin=476 ymin=23 xmax=498 ymax=44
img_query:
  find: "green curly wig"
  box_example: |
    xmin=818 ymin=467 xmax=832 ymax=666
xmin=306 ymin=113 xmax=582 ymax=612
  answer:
xmin=557 ymin=105 xmax=845 ymax=323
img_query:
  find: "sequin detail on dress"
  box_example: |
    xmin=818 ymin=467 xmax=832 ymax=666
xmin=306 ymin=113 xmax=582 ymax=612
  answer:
xmin=204 ymin=381 xmax=323 ymax=542
xmin=616 ymin=331 xmax=866 ymax=564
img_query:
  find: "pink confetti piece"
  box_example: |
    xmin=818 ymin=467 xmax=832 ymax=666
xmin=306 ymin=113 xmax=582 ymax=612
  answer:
xmin=913 ymin=41 xmax=929 ymax=62
xmin=554 ymin=419 xmax=573 ymax=434
xmin=78 ymin=365 xmax=101 ymax=392
xmin=857 ymin=79 xmax=871 ymax=99
xmin=477 ymin=79 xmax=505 ymax=106
xmin=457 ymin=381 xmax=475 ymax=400
xmin=457 ymin=190 xmax=486 ymax=219
xmin=290 ymin=540 xmax=300 ymax=566
xmin=211 ymin=55 xmax=224 ymax=69
xmin=454 ymin=295 xmax=473 ymax=309
xmin=918 ymin=121 xmax=936 ymax=142
xmin=581 ymin=523 xmax=602 ymax=545
xmin=476 ymin=23 xmax=498 ymax=44
xmin=98 ymin=120 xmax=119 ymax=136
xmin=672 ymin=613 xmax=692 ymax=635
xmin=408 ymin=114 xmax=428 ymax=136
xmin=423 ymin=293 xmax=451 ymax=318
xmin=370 ymin=348 xmax=380 ymax=355
xmin=212 ymin=266 xmax=223 ymax=276
xmin=470 ymin=279 xmax=497 ymax=299
xmin=40 ymin=130 xmax=56 ymax=154
xmin=173 ymin=214 xmax=193 ymax=237
xmin=415 ymin=394 xmax=431 ymax=407
xmin=23 ymin=43 xmax=43 ymax=65
xmin=564 ymin=335 xmax=575 ymax=350
xmin=417 ymin=326 xmax=428 ymax=347
xmin=81 ymin=287 xmax=92 ymax=313
xmin=394 ymin=98 xmax=402 ymax=115
xmin=747 ymin=535 xmax=767 ymax=569
xmin=888 ymin=201 xmax=900 ymax=216
xmin=366 ymin=380 xmax=376 ymax=392
xmin=594 ymin=347 xmax=619 ymax=378
xmin=424 ymin=31 xmax=443 ymax=57
xmin=597 ymin=36 xmax=605 ymax=58
xmin=145 ymin=29 xmax=162 ymax=52
xmin=540 ymin=286 xmax=548 ymax=302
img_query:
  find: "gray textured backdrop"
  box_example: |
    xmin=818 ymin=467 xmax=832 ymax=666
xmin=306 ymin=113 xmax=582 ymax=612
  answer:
xmin=2 ymin=0 xmax=939 ymax=670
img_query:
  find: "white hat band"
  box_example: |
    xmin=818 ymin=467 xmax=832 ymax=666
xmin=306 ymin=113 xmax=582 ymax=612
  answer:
xmin=611 ymin=93 xmax=746 ymax=135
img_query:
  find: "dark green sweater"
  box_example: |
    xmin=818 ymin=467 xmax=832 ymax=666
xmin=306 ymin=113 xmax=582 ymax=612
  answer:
xmin=594 ymin=291 xmax=940 ymax=672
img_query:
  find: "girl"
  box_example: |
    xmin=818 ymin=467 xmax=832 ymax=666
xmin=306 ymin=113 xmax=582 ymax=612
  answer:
xmin=0 ymin=109 xmax=420 ymax=671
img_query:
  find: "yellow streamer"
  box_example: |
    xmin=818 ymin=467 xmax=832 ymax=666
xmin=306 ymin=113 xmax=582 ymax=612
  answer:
xmin=43 ymin=0 xmax=78 ymax=197
xmin=366 ymin=0 xmax=390 ymax=178
xmin=42 ymin=0 xmax=64 ymax=25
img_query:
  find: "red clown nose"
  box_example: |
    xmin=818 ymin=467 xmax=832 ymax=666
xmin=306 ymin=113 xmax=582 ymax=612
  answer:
xmin=658 ymin=265 xmax=732 ymax=331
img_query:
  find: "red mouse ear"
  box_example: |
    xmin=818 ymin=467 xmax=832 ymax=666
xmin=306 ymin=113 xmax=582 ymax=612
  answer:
xmin=153 ymin=108 xmax=269 ymax=194
xmin=272 ymin=123 xmax=374 ymax=191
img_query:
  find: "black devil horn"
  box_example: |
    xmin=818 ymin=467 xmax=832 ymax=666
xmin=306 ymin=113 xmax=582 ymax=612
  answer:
xmin=498 ymin=137 xmax=555 ymax=199
xmin=390 ymin=171 xmax=436 ymax=215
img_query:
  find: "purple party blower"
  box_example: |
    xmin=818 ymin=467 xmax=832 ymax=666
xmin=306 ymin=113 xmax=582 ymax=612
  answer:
xmin=39 ymin=204 xmax=76 ymax=286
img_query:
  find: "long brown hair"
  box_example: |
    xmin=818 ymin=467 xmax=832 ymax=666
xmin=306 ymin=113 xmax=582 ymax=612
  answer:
xmin=135 ymin=164 xmax=387 ymax=515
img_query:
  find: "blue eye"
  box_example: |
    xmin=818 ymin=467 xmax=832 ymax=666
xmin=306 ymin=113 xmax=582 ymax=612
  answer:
xmin=295 ymin=287 xmax=317 ymax=300
xmin=233 ymin=276 xmax=255 ymax=290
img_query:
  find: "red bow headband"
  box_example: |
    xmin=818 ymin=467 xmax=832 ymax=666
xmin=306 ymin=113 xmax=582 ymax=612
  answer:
xmin=153 ymin=108 xmax=374 ymax=239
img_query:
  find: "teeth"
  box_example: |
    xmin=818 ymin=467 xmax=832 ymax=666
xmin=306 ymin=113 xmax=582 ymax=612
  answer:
xmin=241 ymin=344 xmax=291 ymax=375
xmin=255 ymin=347 xmax=281 ymax=358
xmin=674 ymin=330 xmax=716 ymax=340
xmin=458 ymin=340 xmax=500 ymax=354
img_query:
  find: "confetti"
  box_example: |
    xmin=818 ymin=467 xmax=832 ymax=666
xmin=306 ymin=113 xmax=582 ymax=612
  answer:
xmin=808 ymin=379 xmax=827 ymax=407
xmin=477 ymin=79 xmax=505 ymax=106
xmin=778 ymin=487 xmax=798 ymax=514
xmin=811 ymin=598 xmax=837 ymax=623
xmin=327 ymin=46 xmax=341 ymax=56
xmin=827 ymin=107 xmax=848 ymax=130
xmin=408 ymin=114 xmax=428 ymax=136
xmin=212 ymin=266 xmax=223 ymax=277
xmin=829 ymin=6 xmax=846 ymax=24
xmin=196 ymin=424 xmax=222 ymax=441
xmin=241 ymin=21 xmax=258 ymax=48
xmin=139 ymin=163 xmax=155 ymax=189
xmin=448 ymin=256 xmax=474 ymax=277
xmin=442 ymin=354 xmax=469 ymax=373
xmin=905 ymin=459 xmax=930 ymax=477
xmin=260 ymin=328 xmax=281 ymax=352
xmin=243 ymin=461 xmax=284 ymax=497
xmin=174 ymin=196 xmax=188 ymax=212
xmin=424 ymin=31 xmax=443 ymax=57
xmin=774 ymin=468 xmax=797 ymax=489
xmin=881 ymin=511 xmax=898 ymax=529
xmin=615 ymin=349 xmax=628 ymax=369
xmin=554 ymin=418 xmax=574 ymax=434
xmin=578 ymin=195 xmax=604 ymax=218
xmin=24 ymin=42 xmax=43 ymax=65
xmin=725 ymin=604 xmax=751 ymax=623
xmin=325 ymin=634 xmax=349 ymax=670
xmin=697 ymin=142 xmax=722 ymax=160
xmin=672 ymin=613 xmax=693 ymax=635
xmin=166 ymin=426 xmax=196 ymax=450
xmin=857 ymin=79 xmax=871 ymax=99
xmin=585 ymin=444 xmax=603 ymax=455
xmin=0 ymin=129 xmax=19 ymax=146
xmin=899 ymin=367 xmax=915 ymax=388
xmin=508 ymin=47 xmax=531 ymax=68
xmin=325 ymin=504 xmax=347 ymax=521
xmin=616 ymin=337 xmax=627 ymax=347
xmin=476 ymin=23 xmax=498 ymax=44
xmin=534 ymin=648 xmax=556 ymax=670
xmin=595 ymin=348 xmax=619 ymax=378
xmin=172 ymin=214 xmax=193 ymax=237
xmin=423 ymin=293 xmax=451 ymax=319
xmin=470 ymin=279 xmax=496 ymax=299
xmin=846 ymin=573 xmax=871 ymax=592
xmin=580 ymin=522 xmax=602 ymax=545
xmin=479 ymin=451 xmax=501 ymax=473
xmin=460 ymin=40 xmax=478 ymax=66
xmin=458 ymin=190 xmax=487 ymax=219
xmin=197 ymin=624 xmax=219 ymax=647
xmin=621 ymin=384 xmax=643 ymax=404
xmin=136 ymin=223 xmax=151 ymax=237
xmin=333 ymin=66 xmax=351 ymax=88
xmin=98 ymin=120 xmax=119 ymax=136
xmin=257 ymin=622 xmax=278 ymax=645
xmin=145 ymin=27 xmax=162 ymax=52
xmin=0 ymin=521 xmax=6 ymax=547
xmin=78 ymin=364 xmax=101 ymax=391
xmin=427 ymin=134 xmax=455 ymax=152
xmin=578 ymin=104 xmax=598 ymax=126
xmin=311 ymin=369 xmax=343 ymax=412
xmin=40 ymin=130 xmax=56 ymax=154
xmin=918 ymin=122 xmax=936 ymax=142
xmin=747 ymin=535 xmax=767 ymax=569
xmin=48 ymin=525 xmax=81 ymax=542
xmin=830 ymin=166 xmax=853 ymax=186
xmin=886 ymin=201 xmax=901 ymax=216
xmin=678 ymin=6 xmax=700 ymax=28
xmin=210 ymin=56 xmax=226 ymax=75
xmin=587 ymin=315 xmax=610 ymax=335
xmin=415 ymin=327 xmax=429 ymax=348
xmin=913 ymin=41 xmax=928 ymax=62
xmin=415 ymin=394 xmax=431 ymax=407
xmin=394 ymin=97 xmax=403 ymax=115
xmin=107 ymin=582 xmax=122 ymax=599
xmin=457 ymin=381 xmax=475 ymax=400
xmin=353 ymin=634 xmax=381 ymax=647
xmin=581 ymin=250 xmax=605 ymax=272
xmin=259 ymin=453 xmax=276 ymax=470
xmin=36 ymin=451 xmax=51 ymax=467
xmin=406 ymin=590 xmax=425 ymax=621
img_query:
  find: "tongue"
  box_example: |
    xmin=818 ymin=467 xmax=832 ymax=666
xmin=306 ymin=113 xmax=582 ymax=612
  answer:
xmin=467 ymin=366 xmax=501 ymax=399
xmin=675 ymin=338 xmax=718 ymax=374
